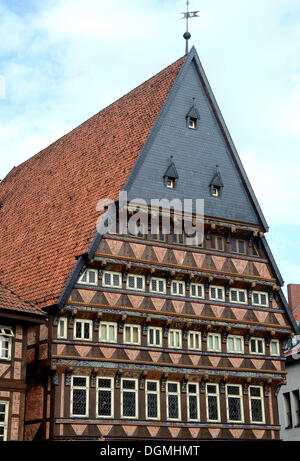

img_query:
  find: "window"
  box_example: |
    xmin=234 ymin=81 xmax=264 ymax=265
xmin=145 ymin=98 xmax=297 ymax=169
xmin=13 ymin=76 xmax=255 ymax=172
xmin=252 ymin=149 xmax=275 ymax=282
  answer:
xmin=206 ymin=384 xmax=220 ymax=422
xmin=171 ymin=280 xmax=186 ymax=297
xmin=188 ymin=331 xmax=202 ymax=351
xmin=168 ymin=329 xmax=182 ymax=349
xmin=270 ymin=339 xmax=280 ymax=357
xmin=227 ymin=335 xmax=244 ymax=353
xmin=207 ymin=333 xmax=221 ymax=352
xmin=57 ymin=318 xmax=67 ymax=339
xmin=166 ymin=178 xmax=175 ymax=189
xmin=211 ymin=235 xmax=224 ymax=251
xmin=167 ymin=382 xmax=181 ymax=421
xmin=188 ymin=117 xmax=197 ymax=130
xmin=231 ymin=239 xmax=246 ymax=254
xmin=124 ymin=324 xmax=141 ymax=345
xmin=78 ymin=269 xmax=98 ymax=286
xmin=172 ymin=231 xmax=185 ymax=245
xmin=209 ymin=285 xmax=225 ymax=302
xmin=250 ymin=337 xmax=265 ymax=355
xmin=99 ymin=322 xmax=117 ymax=343
xmin=102 ymin=271 xmax=122 ymax=289
xmin=229 ymin=288 xmax=247 ymax=304
xmin=249 ymin=386 xmax=265 ymax=424
xmin=252 ymin=291 xmax=269 ymax=307
xmin=226 ymin=385 xmax=244 ymax=423
xmin=212 ymin=186 xmax=221 ymax=197
xmin=283 ymin=392 xmax=293 ymax=428
xmin=74 ymin=320 xmax=93 ymax=341
xmin=146 ymin=380 xmax=160 ymax=420
xmin=292 ymin=390 xmax=300 ymax=427
xmin=0 ymin=402 xmax=8 ymax=441
xmin=187 ymin=383 xmax=200 ymax=421
xmin=97 ymin=377 xmax=114 ymax=418
xmin=150 ymin=278 xmax=166 ymax=294
xmin=121 ymin=379 xmax=138 ymax=419
xmin=71 ymin=376 xmax=89 ymax=417
xmin=126 ymin=274 xmax=145 ymax=292
xmin=190 ymin=283 xmax=204 ymax=299
xmin=0 ymin=327 xmax=13 ymax=361
xmin=148 ymin=327 xmax=162 ymax=347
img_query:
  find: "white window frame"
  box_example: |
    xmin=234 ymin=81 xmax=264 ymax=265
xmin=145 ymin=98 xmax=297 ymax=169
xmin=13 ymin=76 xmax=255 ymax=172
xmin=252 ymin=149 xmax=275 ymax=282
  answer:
xmin=252 ymin=291 xmax=269 ymax=307
xmin=99 ymin=322 xmax=117 ymax=344
xmin=145 ymin=380 xmax=160 ymax=420
xmin=226 ymin=384 xmax=244 ymax=423
xmin=102 ymin=271 xmax=122 ymax=289
xmin=250 ymin=337 xmax=265 ymax=355
xmin=209 ymin=285 xmax=225 ymax=302
xmin=78 ymin=269 xmax=98 ymax=286
xmin=190 ymin=283 xmax=205 ymax=299
xmin=57 ymin=317 xmax=68 ymax=339
xmin=70 ymin=376 xmax=89 ymax=417
xmin=149 ymin=277 xmax=166 ymax=294
xmin=171 ymin=280 xmax=186 ymax=297
xmin=206 ymin=383 xmax=221 ymax=423
xmin=229 ymin=288 xmax=247 ymax=305
xmin=188 ymin=331 xmax=202 ymax=351
xmin=167 ymin=381 xmax=181 ymax=421
xmin=0 ymin=402 xmax=8 ymax=441
xmin=227 ymin=335 xmax=244 ymax=354
xmin=248 ymin=386 xmax=265 ymax=424
xmin=187 ymin=382 xmax=200 ymax=422
xmin=270 ymin=339 xmax=280 ymax=357
xmin=207 ymin=333 xmax=221 ymax=352
xmin=212 ymin=235 xmax=224 ymax=251
xmin=126 ymin=274 xmax=145 ymax=292
xmin=123 ymin=324 xmax=141 ymax=345
xmin=73 ymin=319 xmax=93 ymax=342
xmin=147 ymin=327 xmax=163 ymax=347
xmin=0 ymin=327 xmax=13 ymax=361
xmin=121 ymin=378 xmax=138 ymax=419
xmin=96 ymin=377 xmax=114 ymax=419
xmin=231 ymin=239 xmax=246 ymax=255
xmin=168 ymin=329 xmax=182 ymax=349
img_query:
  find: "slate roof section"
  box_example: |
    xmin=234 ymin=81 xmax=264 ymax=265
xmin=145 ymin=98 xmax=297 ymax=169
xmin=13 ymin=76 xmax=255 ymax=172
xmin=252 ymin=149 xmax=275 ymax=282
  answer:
xmin=0 ymin=282 xmax=43 ymax=316
xmin=0 ymin=55 xmax=185 ymax=309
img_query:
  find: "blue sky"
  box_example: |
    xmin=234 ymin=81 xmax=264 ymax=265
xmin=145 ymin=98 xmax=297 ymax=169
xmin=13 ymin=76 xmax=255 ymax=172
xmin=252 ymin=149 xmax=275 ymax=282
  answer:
xmin=0 ymin=0 xmax=299 ymax=295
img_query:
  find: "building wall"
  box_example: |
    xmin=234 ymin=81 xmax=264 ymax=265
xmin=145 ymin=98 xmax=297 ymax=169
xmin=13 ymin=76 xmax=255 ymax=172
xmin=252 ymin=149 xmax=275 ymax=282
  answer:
xmin=278 ymin=359 xmax=300 ymax=441
xmin=287 ymin=284 xmax=300 ymax=322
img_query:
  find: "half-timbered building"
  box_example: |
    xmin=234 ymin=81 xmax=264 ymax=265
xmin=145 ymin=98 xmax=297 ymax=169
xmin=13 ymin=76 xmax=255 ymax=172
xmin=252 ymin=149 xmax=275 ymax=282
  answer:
xmin=0 ymin=47 xmax=298 ymax=441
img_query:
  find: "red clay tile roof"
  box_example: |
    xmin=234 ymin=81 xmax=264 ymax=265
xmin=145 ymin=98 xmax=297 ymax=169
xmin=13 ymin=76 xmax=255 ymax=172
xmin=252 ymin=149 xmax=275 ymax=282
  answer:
xmin=0 ymin=55 xmax=185 ymax=310
xmin=0 ymin=281 xmax=43 ymax=316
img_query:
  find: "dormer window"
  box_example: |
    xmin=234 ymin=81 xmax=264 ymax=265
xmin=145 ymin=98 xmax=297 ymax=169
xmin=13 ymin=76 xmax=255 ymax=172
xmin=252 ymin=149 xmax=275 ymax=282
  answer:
xmin=188 ymin=117 xmax=197 ymax=130
xmin=186 ymin=98 xmax=200 ymax=130
xmin=210 ymin=165 xmax=224 ymax=198
xmin=212 ymin=186 xmax=221 ymax=197
xmin=166 ymin=178 xmax=175 ymax=189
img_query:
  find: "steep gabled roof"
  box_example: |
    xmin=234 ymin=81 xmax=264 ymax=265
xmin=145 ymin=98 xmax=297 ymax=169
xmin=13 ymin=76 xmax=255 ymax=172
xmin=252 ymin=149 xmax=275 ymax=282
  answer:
xmin=0 ymin=282 xmax=43 ymax=316
xmin=0 ymin=55 xmax=185 ymax=309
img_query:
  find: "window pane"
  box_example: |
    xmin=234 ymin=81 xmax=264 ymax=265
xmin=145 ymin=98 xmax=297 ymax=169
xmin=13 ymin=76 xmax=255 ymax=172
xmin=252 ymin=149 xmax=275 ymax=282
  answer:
xmin=250 ymin=339 xmax=256 ymax=353
xmin=251 ymin=399 xmax=263 ymax=422
xmin=132 ymin=327 xmax=139 ymax=343
xmin=84 ymin=323 xmax=90 ymax=339
xmin=149 ymin=328 xmax=154 ymax=345
xmin=228 ymin=337 xmax=234 ymax=351
xmin=168 ymin=395 xmax=179 ymax=419
xmin=98 ymin=390 xmax=112 ymax=416
xmin=215 ymin=336 xmax=220 ymax=350
xmin=238 ymin=241 xmax=245 ymax=253
xmin=147 ymin=394 xmax=158 ymax=418
xmin=113 ymin=274 xmax=120 ymax=287
xmin=258 ymin=340 xmax=263 ymax=354
xmin=109 ymin=325 xmax=115 ymax=341
xmin=136 ymin=277 xmax=143 ymax=290
xmin=123 ymin=392 xmax=136 ymax=417
xmin=89 ymin=271 xmax=96 ymax=284
xmin=156 ymin=329 xmax=160 ymax=346
xmin=128 ymin=276 xmax=135 ymax=288
xmin=76 ymin=322 xmax=82 ymax=338
xmin=208 ymin=395 xmax=218 ymax=421
xmin=236 ymin=338 xmax=242 ymax=352
xmin=101 ymin=324 xmax=107 ymax=340
xmin=73 ymin=389 xmax=87 ymax=415
xmin=125 ymin=327 xmax=131 ymax=343
xmin=189 ymin=395 xmax=198 ymax=420
xmin=104 ymin=273 xmax=111 ymax=285
xmin=239 ymin=291 xmax=246 ymax=303
xmin=228 ymin=397 xmax=242 ymax=421
xmin=231 ymin=290 xmax=237 ymax=302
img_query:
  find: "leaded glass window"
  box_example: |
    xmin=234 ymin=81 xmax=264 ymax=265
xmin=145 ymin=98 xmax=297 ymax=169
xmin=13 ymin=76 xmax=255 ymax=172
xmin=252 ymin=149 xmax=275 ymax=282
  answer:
xmin=171 ymin=281 xmax=185 ymax=297
xmin=121 ymin=379 xmax=138 ymax=418
xmin=78 ymin=269 xmax=98 ymax=286
xmin=97 ymin=377 xmax=113 ymax=418
xmin=99 ymin=322 xmax=117 ymax=343
xmin=249 ymin=386 xmax=264 ymax=423
xmin=167 ymin=382 xmax=181 ymax=420
xmin=187 ymin=383 xmax=199 ymax=421
xmin=209 ymin=285 xmax=225 ymax=301
xmin=0 ymin=402 xmax=8 ymax=441
xmin=252 ymin=291 xmax=268 ymax=307
xmin=168 ymin=329 xmax=182 ymax=349
xmin=127 ymin=274 xmax=145 ymax=292
xmin=226 ymin=385 xmax=243 ymax=422
xmin=148 ymin=327 xmax=162 ymax=347
xmin=150 ymin=278 xmax=166 ymax=294
xmin=71 ymin=376 xmax=89 ymax=417
xmin=146 ymin=380 xmax=160 ymax=420
xmin=190 ymin=283 xmax=204 ymax=299
xmin=229 ymin=288 xmax=247 ymax=304
xmin=188 ymin=331 xmax=201 ymax=351
xmin=102 ymin=271 xmax=122 ymax=288
xmin=74 ymin=320 xmax=92 ymax=341
xmin=206 ymin=384 xmax=220 ymax=422
xmin=250 ymin=337 xmax=265 ymax=355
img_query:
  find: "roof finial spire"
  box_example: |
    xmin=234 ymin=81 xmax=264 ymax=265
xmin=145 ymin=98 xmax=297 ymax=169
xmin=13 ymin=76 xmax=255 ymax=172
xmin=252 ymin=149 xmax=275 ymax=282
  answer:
xmin=182 ymin=1 xmax=199 ymax=55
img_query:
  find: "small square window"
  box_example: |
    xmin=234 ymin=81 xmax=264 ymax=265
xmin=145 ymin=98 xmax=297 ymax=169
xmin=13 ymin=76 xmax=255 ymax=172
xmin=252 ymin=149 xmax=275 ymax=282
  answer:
xmin=166 ymin=178 xmax=175 ymax=189
xmin=188 ymin=118 xmax=197 ymax=129
xmin=212 ymin=186 xmax=221 ymax=197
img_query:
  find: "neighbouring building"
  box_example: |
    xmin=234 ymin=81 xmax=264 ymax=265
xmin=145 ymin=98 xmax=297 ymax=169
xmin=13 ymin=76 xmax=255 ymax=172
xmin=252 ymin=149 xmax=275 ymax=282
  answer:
xmin=0 ymin=47 xmax=298 ymax=441
xmin=0 ymin=282 xmax=46 ymax=441
xmin=287 ymin=284 xmax=300 ymax=322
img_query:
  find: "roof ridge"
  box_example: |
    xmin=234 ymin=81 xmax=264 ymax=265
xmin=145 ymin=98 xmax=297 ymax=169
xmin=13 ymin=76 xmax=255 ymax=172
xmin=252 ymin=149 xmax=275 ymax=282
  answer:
xmin=1 ymin=55 xmax=186 ymax=186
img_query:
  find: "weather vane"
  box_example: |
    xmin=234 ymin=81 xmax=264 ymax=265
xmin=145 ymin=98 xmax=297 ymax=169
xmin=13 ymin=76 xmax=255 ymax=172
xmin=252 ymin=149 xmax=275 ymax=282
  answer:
xmin=182 ymin=0 xmax=199 ymax=55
